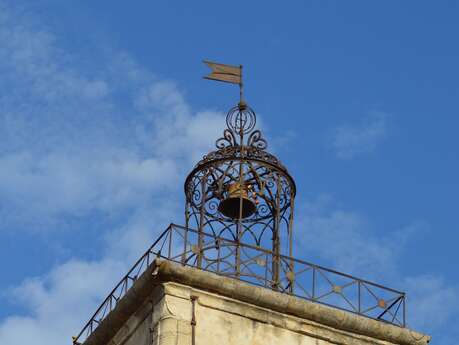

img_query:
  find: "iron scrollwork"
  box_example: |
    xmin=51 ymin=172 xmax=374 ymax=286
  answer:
xmin=73 ymin=101 xmax=409 ymax=345
xmin=185 ymin=102 xmax=296 ymax=285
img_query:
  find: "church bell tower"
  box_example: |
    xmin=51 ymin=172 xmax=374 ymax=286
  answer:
xmin=72 ymin=62 xmax=431 ymax=345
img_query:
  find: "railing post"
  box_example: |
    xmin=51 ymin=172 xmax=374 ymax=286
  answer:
xmin=312 ymin=266 xmax=316 ymax=300
xmin=168 ymin=226 xmax=173 ymax=259
xmin=358 ymin=281 xmax=361 ymax=313
xmin=288 ymin=195 xmax=295 ymax=294
xmin=264 ymin=252 xmax=269 ymax=287
xmin=403 ymin=294 xmax=406 ymax=327
xmin=182 ymin=210 xmax=189 ymax=265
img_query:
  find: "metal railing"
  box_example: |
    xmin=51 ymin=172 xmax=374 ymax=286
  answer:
xmin=73 ymin=224 xmax=406 ymax=344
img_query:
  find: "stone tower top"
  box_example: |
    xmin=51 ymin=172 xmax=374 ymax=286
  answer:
xmin=72 ymin=63 xmax=431 ymax=345
xmin=76 ymin=259 xmax=431 ymax=345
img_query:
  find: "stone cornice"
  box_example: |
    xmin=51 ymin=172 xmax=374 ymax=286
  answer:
xmin=82 ymin=259 xmax=431 ymax=345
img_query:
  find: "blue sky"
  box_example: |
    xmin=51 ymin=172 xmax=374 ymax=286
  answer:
xmin=0 ymin=1 xmax=458 ymax=344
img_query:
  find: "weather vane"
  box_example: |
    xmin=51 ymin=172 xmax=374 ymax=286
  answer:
xmin=71 ymin=61 xmax=414 ymax=345
xmin=203 ymin=60 xmax=244 ymax=105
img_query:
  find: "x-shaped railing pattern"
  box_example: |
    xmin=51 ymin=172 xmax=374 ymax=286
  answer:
xmin=73 ymin=224 xmax=406 ymax=345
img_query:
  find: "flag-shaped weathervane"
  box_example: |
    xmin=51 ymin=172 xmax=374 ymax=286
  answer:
xmin=203 ymin=60 xmax=244 ymax=103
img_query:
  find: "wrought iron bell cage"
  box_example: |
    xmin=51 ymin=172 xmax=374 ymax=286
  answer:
xmin=183 ymin=102 xmax=296 ymax=289
xmin=72 ymin=101 xmax=408 ymax=345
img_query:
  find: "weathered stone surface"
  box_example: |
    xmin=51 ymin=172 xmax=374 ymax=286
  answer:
xmin=82 ymin=259 xmax=431 ymax=345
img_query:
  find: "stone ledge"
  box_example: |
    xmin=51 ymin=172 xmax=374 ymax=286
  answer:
xmin=81 ymin=259 xmax=431 ymax=345
xmin=157 ymin=259 xmax=430 ymax=345
xmin=163 ymin=282 xmax=391 ymax=345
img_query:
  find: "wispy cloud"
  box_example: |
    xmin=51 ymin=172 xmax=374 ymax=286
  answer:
xmin=0 ymin=2 xmax=454 ymax=345
xmin=0 ymin=7 xmax=225 ymax=233
xmin=295 ymin=195 xmax=459 ymax=338
xmin=329 ymin=111 xmax=389 ymax=159
xmin=295 ymin=195 xmax=421 ymax=280
xmin=0 ymin=258 xmax=125 ymax=345
xmin=404 ymin=275 xmax=459 ymax=331
xmin=0 ymin=3 xmax=224 ymax=344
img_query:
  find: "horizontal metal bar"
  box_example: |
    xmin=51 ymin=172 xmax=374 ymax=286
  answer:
xmin=170 ymin=223 xmax=404 ymax=294
xmin=73 ymin=223 xmax=406 ymax=344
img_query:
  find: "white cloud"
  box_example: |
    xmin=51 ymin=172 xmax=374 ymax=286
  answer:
xmin=0 ymin=4 xmax=225 ymax=233
xmin=295 ymin=195 xmax=417 ymax=280
xmin=0 ymin=151 xmax=180 ymax=229
xmin=0 ymin=258 xmax=125 ymax=345
xmin=295 ymin=195 xmax=459 ymax=337
xmin=0 ymin=2 xmax=224 ymax=344
xmin=329 ymin=111 xmax=389 ymax=159
xmin=0 ymin=2 xmax=454 ymax=345
xmin=403 ymin=275 xmax=459 ymax=331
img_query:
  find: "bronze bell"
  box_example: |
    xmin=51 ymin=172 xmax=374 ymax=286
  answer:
xmin=218 ymin=182 xmax=257 ymax=219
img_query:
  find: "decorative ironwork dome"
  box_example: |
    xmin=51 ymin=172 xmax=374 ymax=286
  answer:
xmin=71 ymin=64 xmax=411 ymax=345
xmin=183 ymin=101 xmax=296 ymax=287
